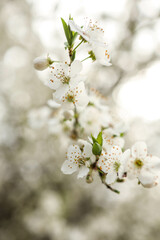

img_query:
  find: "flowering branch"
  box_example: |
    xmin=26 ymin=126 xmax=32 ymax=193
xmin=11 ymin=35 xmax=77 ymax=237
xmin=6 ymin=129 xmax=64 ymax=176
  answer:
xmin=33 ymin=16 xmax=160 ymax=194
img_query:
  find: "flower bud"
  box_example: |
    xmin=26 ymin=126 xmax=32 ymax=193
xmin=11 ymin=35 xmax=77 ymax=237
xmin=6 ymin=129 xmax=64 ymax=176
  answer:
xmin=86 ymin=173 xmax=93 ymax=183
xmin=33 ymin=56 xmax=52 ymax=71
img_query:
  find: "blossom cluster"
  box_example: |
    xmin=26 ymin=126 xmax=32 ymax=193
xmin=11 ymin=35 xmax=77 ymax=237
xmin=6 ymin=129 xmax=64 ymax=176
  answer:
xmin=33 ymin=16 xmax=160 ymax=193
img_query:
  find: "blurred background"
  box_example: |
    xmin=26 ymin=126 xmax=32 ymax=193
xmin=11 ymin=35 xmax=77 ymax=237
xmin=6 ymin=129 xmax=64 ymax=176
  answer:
xmin=1 ymin=0 xmax=160 ymax=239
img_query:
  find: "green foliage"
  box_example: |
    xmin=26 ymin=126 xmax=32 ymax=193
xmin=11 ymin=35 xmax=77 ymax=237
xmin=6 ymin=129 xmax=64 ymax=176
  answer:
xmin=61 ymin=17 xmax=78 ymax=49
xmin=61 ymin=18 xmax=72 ymax=46
xmin=91 ymin=131 xmax=103 ymax=156
xmin=71 ymin=50 xmax=76 ymax=61
xmin=92 ymin=142 xmax=102 ymax=156
xmin=97 ymin=131 xmax=103 ymax=146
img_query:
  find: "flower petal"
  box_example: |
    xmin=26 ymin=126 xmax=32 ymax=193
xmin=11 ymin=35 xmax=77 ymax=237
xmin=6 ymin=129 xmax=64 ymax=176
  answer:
xmin=54 ymin=84 xmax=69 ymax=99
xmin=68 ymin=20 xmax=90 ymax=41
xmin=82 ymin=141 xmax=93 ymax=158
xmin=145 ymin=156 xmax=160 ymax=171
xmin=138 ymin=169 xmax=158 ymax=188
xmin=77 ymin=166 xmax=89 ymax=179
xmin=106 ymin=169 xmax=117 ymax=184
xmin=61 ymin=160 xmax=78 ymax=174
xmin=46 ymin=76 xmax=62 ymax=90
xmin=75 ymin=82 xmax=89 ymax=108
xmin=67 ymin=145 xmax=81 ymax=161
xmin=118 ymin=149 xmax=130 ymax=179
xmin=131 ymin=141 xmax=147 ymax=158
xmin=70 ymin=60 xmax=82 ymax=77
xmin=111 ymin=146 xmax=122 ymax=158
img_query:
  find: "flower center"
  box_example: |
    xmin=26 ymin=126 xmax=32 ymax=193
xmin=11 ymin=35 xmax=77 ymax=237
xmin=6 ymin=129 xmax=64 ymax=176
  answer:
xmin=134 ymin=159 xmax=144 ymax=168
xmin=62 ymin=76 xmax=70 ymax=84
xmin=67 ymin=93 xmax=75 ymax=102
xmin=78 ymin=157 xmax=85 ymax=167
xmin=114 ymin=161 xmax=120 ymax=172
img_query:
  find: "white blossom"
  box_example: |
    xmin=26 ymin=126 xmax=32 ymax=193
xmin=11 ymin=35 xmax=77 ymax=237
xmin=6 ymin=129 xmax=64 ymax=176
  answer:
xmin=103 ymin=128 xmax=125 ymax=152
xmin=89 ymin=88 xmax=109 ymax=111
xmin=126 ymin=141 xmax=160 ymax=187
xmin=69 ymin=19 xmax=111 ymax=66
xmin=92 ymin=43 xmax=111 ymax=66
xmin=61 ymin=141 xmax=95 ymax=178
xmin=79 ymin=106 xmax=111 ymax=136
xmin=60 ymin=82 xmax=89 ymax=110
xmin=69 ymin=18 xmax=105 ymax=44
xmin=47 ymin=109 xmax=73 ymax=135
xmin=28 ymin=107 xmax=51 ymax=129
xmin=47 ymin=60 xmax=83 ymax=99
xmin=97 ymin=146 xmax=130 ymax=184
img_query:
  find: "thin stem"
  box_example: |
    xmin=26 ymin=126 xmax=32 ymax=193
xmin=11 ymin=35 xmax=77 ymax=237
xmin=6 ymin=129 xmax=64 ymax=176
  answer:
xmin=73 ymin=40 xmax=83 ymax=51
xmin=68 ymin=48 xmax=73 ymax=66
xmin=70 ymin=105 xmax=79 ymax=139
xmin=98 ymin=171 xmax=120 ymax=194
xmin=81 ymin=56 xmax=91 ymax=62
xmin=103 ymin=182 xmax=120 ymax=194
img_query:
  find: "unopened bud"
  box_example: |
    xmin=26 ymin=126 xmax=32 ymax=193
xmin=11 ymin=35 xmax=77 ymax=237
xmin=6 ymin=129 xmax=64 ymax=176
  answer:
xmin=33 ymin=56 xmax=53 ymax=71
xmin=86 ymin=170 xmax=93 ymax=183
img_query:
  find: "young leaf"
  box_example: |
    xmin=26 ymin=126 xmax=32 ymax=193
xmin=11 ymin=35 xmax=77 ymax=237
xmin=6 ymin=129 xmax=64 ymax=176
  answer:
xmin=61 ymin=18 xmax=71 ymax=46
xmin=91 ymin=134 xmax=98 ymax=144
xmin=71 ymin=50 xmax=76 ymax=62
xmin=97 ymin=131 xmax=103 ymax=146
xmin=72 ymin=32 xmax=78 ymax=44
xmin=92 ymin=142 xmax=102 ymax=156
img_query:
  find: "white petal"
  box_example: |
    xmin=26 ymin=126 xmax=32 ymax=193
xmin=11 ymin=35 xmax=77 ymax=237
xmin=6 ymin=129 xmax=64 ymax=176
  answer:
xmin=146 ymin=156 xmax=160 ymax=170
xmin=77 ymin=139 xmax=88 ymax=148
xmin=111 ymin=146 xmax=122 ymax=158
xmin=113 ymin=137 xmax=125 ymax=149
xmin=61 ymin=160 xmax=78 ymax=174
xmin=138 ymin=169 xmax=158 ymax=188
xmin=68 ymin=20 xmax=89 ymax=41
xmin=106 ymin=169 xmax=117 ymax=184
xmin=77 ymin=165 xmax=89 ymax=179
xmin=62 ymin=63 xmax=69 ymax=76
xmin=92 ymin=43 xmax=111 ymax=66
xmin=75 ymin=82 xmax=89 ymax=108
xmin=97 ymin=154 xmax=112 ymax=173
xmin=47 ymin=99 xmax=61 ymax=108
xmin=118 ymin=149 xmax=130 ymax=179
xmin=82 ymin=142 xmax=93 ymax=158
xmin=67 ymin=145 xmax=81 ymax=161
xmin=54 ymin=85 xmax=69 ymax=99
xmin=68 ymin=20 xmax=82 ymax=34
xmin=70 ymin=60 xmax=82 ymax=77
xmin=69 ymin=76 xmax=81 ymax=88
xmin=46 ymin=77 xmax=61 ymax=90
xmin=131 ymin=141 xmax=147 ymax=158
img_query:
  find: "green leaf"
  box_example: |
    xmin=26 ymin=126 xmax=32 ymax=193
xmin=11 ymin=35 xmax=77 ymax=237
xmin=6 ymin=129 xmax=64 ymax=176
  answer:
xmin=71 ymin=50 xmax=76 ymax=61
xmin=97 ymin=131 xmax=103 ymax=146
xmin=72 ymin=32 xmax=78 ymax=43
xmin=91 ymin=134 xmax=97 ymax=144
xmin=61 ymin=18 xmax=71 ymax=46
xmin=92 ymin=142 xmax=102 ymax=156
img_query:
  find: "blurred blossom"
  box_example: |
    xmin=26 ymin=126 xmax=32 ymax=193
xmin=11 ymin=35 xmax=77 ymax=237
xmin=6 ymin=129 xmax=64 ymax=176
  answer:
xmin=0 ymin=0 xmax=160 ymax=240
xmin=28 ymin=106 xmax=51 ymax=129
xmin=132 ymin=28 xmax=156 ymax=62
xmin=3 ymin=46 xmax=29 ymax=69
